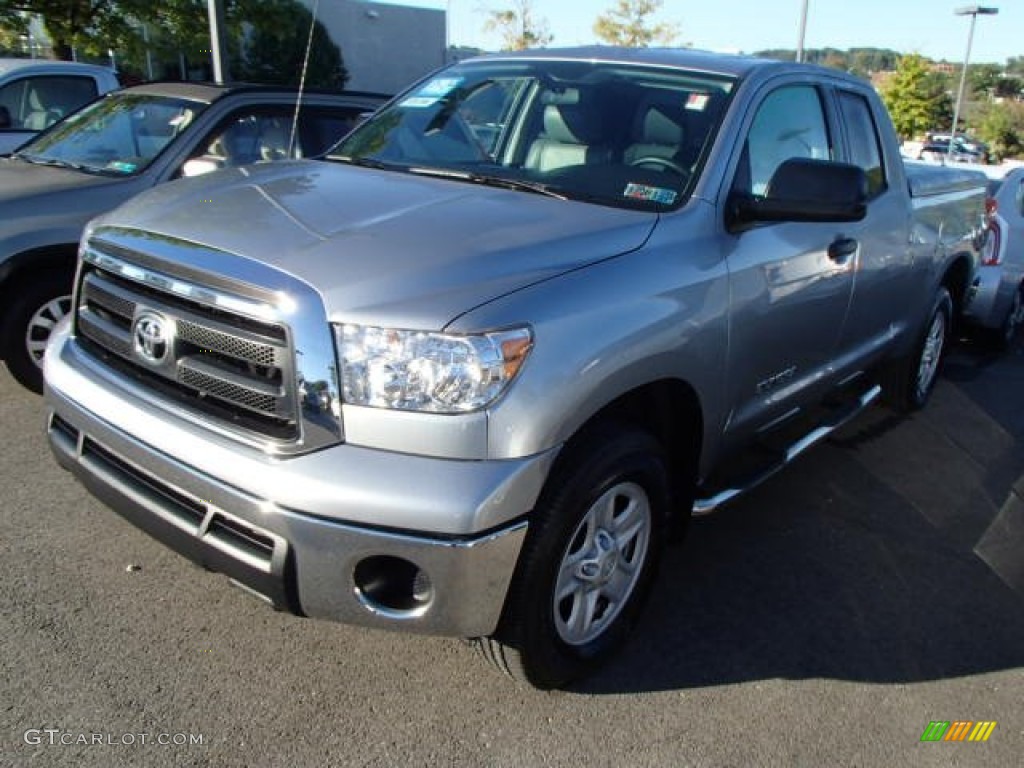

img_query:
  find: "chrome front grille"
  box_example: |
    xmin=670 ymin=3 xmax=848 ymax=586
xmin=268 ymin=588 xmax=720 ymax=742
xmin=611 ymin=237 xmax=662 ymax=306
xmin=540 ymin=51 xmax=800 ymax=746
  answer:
xmin=75 ymin=253 xmax=298 ymax=440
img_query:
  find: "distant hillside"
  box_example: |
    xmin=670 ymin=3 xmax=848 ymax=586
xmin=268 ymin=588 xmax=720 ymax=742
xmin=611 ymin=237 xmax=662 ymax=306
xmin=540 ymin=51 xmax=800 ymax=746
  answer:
xmin=753 ymin=47 xmax=903 ymax=76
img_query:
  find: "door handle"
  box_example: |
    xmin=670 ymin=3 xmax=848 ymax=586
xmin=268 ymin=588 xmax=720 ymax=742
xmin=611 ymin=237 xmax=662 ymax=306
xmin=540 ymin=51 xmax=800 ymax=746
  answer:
xmin=828 ymin=237 xmax=859 ymax=265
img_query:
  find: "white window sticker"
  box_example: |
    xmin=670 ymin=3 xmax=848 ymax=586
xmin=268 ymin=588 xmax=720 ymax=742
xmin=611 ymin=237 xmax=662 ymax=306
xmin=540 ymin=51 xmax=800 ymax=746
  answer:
xmin=399 ymin=77 xmax=464 ymax=108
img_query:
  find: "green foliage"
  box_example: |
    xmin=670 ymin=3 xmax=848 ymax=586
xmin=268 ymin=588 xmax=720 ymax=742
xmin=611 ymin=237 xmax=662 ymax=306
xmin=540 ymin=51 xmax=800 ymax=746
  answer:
xmin=968 ymin=63 xmax=1003 ymax=99
xmin=1 ymin=0 xmax=148 ymax=60
xmin=754 ymin=47 xmax=900 ymax=77
xmin=232 ymin=0 xmax=346 ymax=89
xmin=880 ymin=54 xmax=953 ymax=140
xmin=484 ymin=0 xmax=551 ymax=51
xmin=592 ymin=0 xmax=677 ymax=48
xmin=2 ymin=0 xmax=346 ymax=88
xmin=974 ymin=102 xmax=1024 ymax=161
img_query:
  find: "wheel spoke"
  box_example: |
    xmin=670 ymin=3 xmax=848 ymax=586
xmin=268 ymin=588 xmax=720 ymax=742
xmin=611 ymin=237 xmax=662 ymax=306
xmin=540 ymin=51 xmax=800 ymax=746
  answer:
xmin=567 ymin=588 xmax=600 ymax=639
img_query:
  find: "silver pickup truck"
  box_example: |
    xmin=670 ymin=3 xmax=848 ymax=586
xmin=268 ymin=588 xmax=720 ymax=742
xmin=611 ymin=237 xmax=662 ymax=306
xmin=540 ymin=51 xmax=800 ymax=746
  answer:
xmin=44 ymin=48 xmax=987 ymax=689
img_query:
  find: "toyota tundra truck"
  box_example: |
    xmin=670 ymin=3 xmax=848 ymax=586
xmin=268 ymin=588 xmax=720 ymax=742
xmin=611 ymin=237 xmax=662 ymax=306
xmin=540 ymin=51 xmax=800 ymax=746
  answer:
xmin=44 ymin=48 xmax=988 ymax=688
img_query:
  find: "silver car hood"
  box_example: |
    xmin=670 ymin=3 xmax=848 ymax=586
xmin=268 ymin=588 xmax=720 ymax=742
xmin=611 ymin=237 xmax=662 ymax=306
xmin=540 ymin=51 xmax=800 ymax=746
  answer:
xmin=0 ymin=155 xmax=123 ymax=203
xmin=102 ymin=160 xmax=658 ymax=329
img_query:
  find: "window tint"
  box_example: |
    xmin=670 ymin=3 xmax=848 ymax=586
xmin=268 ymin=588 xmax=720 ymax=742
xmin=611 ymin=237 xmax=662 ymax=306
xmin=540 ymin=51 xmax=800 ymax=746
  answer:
xmin=837 ymin=90 xmax=886 ymax=198
xmin=740 ymin=85 xmax=831 ymax=196
xmin=0 ymin=76 xmax=99 ymax=131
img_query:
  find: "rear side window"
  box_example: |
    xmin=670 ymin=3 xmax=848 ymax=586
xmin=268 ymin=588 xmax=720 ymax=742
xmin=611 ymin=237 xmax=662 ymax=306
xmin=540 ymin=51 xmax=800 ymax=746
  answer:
xmin=837 ymin=90 xmax=886 ymax=199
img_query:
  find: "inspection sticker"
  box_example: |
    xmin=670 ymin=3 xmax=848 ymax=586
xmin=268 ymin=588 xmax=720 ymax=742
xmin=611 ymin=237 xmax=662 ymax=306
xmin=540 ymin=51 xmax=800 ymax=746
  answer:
xmin=624 ymin=183 xmax=677 ymax=205
xmin=686 ymin=93 xmax=710 ymax=111
xmin=399 ymin=77 xmax=464 ymax=108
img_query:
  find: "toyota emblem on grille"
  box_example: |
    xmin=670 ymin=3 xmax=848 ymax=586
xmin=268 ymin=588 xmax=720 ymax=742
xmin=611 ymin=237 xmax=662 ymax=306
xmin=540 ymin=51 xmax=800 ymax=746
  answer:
xmin=133 ymin=311 xmax=172 ymax=366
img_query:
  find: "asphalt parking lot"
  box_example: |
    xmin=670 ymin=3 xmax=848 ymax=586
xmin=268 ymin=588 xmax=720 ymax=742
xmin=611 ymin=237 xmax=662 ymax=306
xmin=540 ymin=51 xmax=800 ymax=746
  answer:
xmin=2 ymin=335 xmax=1022 ymax=767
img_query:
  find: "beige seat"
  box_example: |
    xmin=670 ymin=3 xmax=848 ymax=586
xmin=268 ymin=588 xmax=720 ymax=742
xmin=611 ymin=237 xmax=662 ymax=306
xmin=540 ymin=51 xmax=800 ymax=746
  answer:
xmin=623 ymin=103 xmax=685 ymax=172
xmin=23 ymin=83 xmax=65 ymax=130
xmin=525 ymin=98 xmax=612 ymax=173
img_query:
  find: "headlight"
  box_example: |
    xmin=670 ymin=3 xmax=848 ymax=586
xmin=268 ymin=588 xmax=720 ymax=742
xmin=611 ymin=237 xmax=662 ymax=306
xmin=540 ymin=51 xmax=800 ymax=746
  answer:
xmin=336 ymin=324 xmax=532 ymax=413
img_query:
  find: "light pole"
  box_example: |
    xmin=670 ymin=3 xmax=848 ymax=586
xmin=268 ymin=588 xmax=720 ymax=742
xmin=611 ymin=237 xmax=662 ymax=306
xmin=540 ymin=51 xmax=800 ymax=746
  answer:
xmin=949 ymin=5 xmax=998 ymax=159
xmin=796 ymin=0 xmax=810 ymax=63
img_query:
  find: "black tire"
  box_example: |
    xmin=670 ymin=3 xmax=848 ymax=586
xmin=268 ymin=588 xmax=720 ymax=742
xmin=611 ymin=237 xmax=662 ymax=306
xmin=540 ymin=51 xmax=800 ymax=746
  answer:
xmin=1 ymin=271 xmax=74 ymax=394
xmin=881 ymin=286 xmax=952 ymax=412
xmin=475 ymin=422 xmax=671 ymax=689
xmin=994 ymin=285 xmax=1024 ymax=350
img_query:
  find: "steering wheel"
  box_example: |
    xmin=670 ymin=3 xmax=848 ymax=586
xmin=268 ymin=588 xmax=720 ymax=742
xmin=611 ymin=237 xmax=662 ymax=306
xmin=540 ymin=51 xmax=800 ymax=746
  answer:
xmin=628 ymin=156 xmax=688 ymax=175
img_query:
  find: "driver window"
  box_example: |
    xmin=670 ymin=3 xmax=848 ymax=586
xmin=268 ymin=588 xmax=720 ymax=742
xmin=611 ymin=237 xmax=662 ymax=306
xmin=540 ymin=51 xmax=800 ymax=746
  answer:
xmin=740 ymin=85 xmax=831 ymax=196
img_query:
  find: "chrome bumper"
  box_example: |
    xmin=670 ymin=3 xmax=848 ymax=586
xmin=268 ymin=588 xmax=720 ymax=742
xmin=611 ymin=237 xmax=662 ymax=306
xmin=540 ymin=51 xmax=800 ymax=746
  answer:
xmin=43 ymin=324 xmax=549 ymax=638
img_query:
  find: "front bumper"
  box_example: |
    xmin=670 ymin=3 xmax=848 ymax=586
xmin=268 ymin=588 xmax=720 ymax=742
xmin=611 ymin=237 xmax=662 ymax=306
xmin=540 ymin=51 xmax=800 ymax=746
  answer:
xmin=44 ymin=323 xmax=554 ymax=637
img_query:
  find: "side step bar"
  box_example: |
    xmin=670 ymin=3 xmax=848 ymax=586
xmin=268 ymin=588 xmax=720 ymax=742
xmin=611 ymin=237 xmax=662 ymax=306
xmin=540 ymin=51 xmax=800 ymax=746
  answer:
xmin=692 ymin=384 xmax=882 ymax=516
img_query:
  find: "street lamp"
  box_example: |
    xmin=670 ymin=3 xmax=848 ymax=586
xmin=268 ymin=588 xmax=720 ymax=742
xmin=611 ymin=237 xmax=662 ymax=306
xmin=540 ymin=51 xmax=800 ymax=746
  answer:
xmin=949 ymin=5 xmax=998 ymax=159
xmin=796 ymin=0 xmax=810 ymax=63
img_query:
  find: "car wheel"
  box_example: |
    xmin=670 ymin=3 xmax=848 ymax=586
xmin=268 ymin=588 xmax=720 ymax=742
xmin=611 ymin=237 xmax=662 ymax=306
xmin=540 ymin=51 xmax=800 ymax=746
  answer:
xmin=882 ymin=286 xmax=952 ymax=412
xmin=2 ymin=272 xmax=73 ymax=394
xmin=997 ymin=285 xmax=1024 ymax=348
xmin=474 ymin=422 xmax=670 ymax=689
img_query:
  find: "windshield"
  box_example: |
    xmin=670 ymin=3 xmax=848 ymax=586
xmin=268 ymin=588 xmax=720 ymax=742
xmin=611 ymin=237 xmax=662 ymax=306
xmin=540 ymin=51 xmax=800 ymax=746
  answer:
xmin=16 ymin=92 xmax=204 ymax=176
xmin=330 ymin=59 xmax=734 ymax=210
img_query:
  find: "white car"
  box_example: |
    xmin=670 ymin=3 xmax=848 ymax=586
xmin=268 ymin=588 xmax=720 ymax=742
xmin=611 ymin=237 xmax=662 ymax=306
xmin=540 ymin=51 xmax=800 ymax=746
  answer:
xmin=0 ymin=59 xmax=119 ymax=155
xmin=965 ymin=165 xmax=1024 ymax=346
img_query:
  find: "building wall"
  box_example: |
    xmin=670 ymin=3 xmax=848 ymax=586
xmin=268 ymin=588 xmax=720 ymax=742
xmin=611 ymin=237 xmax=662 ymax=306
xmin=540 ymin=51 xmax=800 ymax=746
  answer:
xmin=300 ymin=0 xmax=446 ymax=94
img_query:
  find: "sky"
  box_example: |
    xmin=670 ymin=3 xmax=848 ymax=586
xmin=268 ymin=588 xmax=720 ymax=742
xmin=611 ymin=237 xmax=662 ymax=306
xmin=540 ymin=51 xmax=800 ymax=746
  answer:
xmin=388 ymin=0 xmax=1022 ymax=65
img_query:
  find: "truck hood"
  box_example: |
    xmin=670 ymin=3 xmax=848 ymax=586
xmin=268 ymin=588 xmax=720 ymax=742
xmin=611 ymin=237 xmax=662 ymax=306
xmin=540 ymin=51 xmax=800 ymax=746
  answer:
xmin=102 ymin=160 xmax=658 ymax=329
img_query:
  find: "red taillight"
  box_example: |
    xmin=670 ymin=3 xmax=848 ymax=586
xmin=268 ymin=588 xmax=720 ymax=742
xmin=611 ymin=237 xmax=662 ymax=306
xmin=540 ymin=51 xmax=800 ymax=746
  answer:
xmin=985 ymin=196 xmax=998 ymax=219
xmin=982 ymin=219 xmax=1002 ymax=267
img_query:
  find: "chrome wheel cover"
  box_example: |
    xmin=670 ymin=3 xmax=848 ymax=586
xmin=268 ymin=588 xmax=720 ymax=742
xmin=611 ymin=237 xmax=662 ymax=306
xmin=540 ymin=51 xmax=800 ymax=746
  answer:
xmin=25 ymin=295 xmax=72 ymax=369
xmin=916 ymin=308 xmax=946 ymax=400
xmin=553 ymin=481 xmax=652 ymax=646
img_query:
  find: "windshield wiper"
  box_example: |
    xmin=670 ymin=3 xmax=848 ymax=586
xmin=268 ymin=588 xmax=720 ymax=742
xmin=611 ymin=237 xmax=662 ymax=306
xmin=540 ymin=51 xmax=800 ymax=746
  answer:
xmin=407 ymin=166 xmax=567 ymax=200
xmin=14 ymin=153 xmax=116 ymax=175
xmin=327 ymin=155 xmax=406 ymax=172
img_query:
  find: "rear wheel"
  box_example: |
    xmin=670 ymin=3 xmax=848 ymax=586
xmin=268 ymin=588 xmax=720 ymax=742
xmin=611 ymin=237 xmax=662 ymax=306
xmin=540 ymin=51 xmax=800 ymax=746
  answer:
xmin=475 ymin=423 xmax=671 ymax=689
xmin=996 ymin=285 xmax=1024 ymax=349
xmin=881 ymin=286 xmax=952 ymax=412
xmin=2 ymin=271 xmax=73 ymax=393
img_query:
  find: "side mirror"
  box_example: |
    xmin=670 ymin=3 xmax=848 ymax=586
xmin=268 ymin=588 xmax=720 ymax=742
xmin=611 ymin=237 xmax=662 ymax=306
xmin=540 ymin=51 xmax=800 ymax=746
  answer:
xmin=181 ymin=156 xmax=223 ymax=178
xmin=728 ymin=158 xmax=868 ymax=231
xmin=0 ymin=106 xmax=11 ymax=129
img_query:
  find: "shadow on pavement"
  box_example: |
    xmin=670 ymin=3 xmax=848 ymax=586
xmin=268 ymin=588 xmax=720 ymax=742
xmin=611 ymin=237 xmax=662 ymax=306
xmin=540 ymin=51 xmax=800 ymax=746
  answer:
xmin=581 ymin=337 xmax=1024 ymax=695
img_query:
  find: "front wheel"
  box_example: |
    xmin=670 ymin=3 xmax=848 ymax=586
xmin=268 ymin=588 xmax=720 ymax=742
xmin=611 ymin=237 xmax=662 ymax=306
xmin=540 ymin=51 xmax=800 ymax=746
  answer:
xmin=881 ymin=286 xmax=952 ymax=412
xmin=475 ymin=423 xmax=671 ymax=689
xmin=996 ymin=285 xmax=1024 ymax=349
xmin=2 ymin=272 xmax=73 ymax=394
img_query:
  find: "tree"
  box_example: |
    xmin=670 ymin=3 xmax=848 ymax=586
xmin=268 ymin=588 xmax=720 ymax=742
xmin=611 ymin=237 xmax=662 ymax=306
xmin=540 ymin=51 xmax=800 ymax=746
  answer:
xmin=880 ymin=54 xmax=953 ymax=140
xmin=484 ymin=0 xmax=551 ymax=51
xmin=975 ymin=102 xmax=1024 ymax=161
xmin=968 ymin=63 xmax=1003 ymax=100
xmin=593 ymin=0 xmax=677 ymax=47
xmin=232 ymin=0 xmax=346 ymax=90
xmin=0 ymin=10 xmax=29 ymax=55
xmin=0 ymin=0 xmax=147 ymax=60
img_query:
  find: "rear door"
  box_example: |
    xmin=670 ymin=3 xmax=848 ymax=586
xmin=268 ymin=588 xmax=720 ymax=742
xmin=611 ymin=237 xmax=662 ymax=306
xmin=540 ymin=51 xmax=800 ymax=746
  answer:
xmin=830 ymin=86 xmax=919 ymax=362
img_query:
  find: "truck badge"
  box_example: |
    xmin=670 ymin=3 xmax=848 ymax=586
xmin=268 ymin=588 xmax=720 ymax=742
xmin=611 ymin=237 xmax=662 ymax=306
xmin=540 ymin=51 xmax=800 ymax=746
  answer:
xmin=133 ymin=311 xmax=172 ymax=365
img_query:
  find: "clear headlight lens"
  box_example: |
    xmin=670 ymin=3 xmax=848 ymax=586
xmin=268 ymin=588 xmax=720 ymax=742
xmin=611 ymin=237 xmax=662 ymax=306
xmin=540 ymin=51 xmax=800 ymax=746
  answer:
xmin=336 ymin=324 xmax=532 ymax=413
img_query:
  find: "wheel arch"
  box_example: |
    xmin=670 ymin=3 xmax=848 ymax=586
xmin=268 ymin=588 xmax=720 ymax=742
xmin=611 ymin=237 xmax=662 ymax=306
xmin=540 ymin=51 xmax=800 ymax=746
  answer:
xmin=560 ymin=378 xmax=704 ymax=514
xmin=0 ymin=243 xmax=79 ymax=337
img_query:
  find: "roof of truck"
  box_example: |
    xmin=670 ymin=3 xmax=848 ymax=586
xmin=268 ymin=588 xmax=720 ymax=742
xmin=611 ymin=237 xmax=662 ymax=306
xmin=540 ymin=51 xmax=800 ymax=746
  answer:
xmin=469 ymin=46 xmax=784 ymax=79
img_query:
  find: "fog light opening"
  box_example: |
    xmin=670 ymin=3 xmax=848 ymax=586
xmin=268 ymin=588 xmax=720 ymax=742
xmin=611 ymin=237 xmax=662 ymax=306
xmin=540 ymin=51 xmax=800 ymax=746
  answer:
xmin=353 ymin=556 xmax=433 ymax=618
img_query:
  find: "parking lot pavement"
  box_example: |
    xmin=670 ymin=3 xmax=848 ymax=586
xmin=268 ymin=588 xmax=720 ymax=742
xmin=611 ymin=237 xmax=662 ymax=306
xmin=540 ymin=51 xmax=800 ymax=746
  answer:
xmin=2 ymin=337 xmax=1023 ymax=767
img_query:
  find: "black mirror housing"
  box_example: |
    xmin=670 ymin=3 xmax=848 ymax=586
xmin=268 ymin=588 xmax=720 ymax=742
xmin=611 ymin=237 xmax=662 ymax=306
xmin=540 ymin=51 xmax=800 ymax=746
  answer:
xmin=728 ymin=158 xmax=868 ymax=231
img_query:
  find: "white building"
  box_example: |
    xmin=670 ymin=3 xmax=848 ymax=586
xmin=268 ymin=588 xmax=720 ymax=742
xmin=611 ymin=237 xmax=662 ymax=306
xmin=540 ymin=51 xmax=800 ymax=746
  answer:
xmin=299 ymin=0 xmax=446 ymax=94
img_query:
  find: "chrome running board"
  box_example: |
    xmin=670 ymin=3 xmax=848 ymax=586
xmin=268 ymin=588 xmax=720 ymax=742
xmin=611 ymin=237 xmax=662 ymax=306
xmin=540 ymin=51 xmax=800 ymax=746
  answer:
xmin=692 ymin=384 xmax=882 ymax=516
